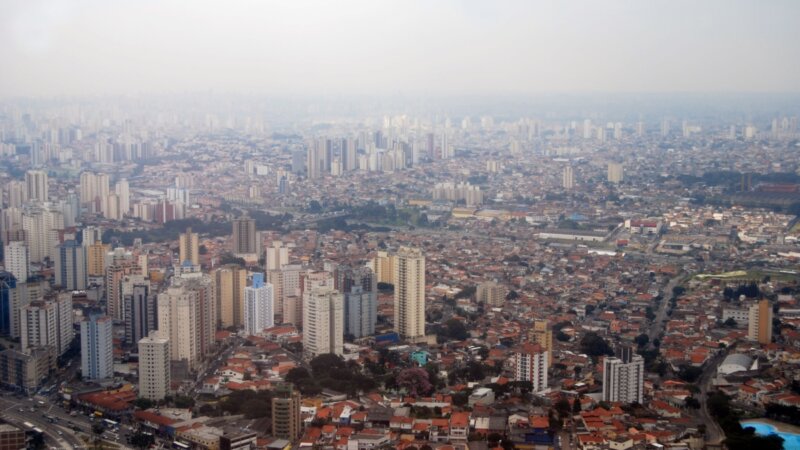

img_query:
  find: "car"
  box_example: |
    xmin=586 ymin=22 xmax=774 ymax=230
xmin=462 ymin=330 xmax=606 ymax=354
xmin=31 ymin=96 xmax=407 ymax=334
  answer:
xmin=57 ymin=431 xmax=63 ymax=436
xmin=18 ymin=408 xmax=24 ymax=412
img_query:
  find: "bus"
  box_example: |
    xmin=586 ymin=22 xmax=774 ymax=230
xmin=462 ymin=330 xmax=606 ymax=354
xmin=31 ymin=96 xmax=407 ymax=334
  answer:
xmin=22 ymin=422 xmax=34 ymax=429
xmin=173 ymin=441 xmax=190 ymax=450
xmin=103 ymin=419 xmax=119 ymax=430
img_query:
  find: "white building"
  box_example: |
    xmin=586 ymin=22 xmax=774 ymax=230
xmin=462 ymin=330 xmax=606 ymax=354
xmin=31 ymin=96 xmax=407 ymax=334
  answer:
xmin=80 ymin=315 xmax=114 ymax=380
xmin=20 ymin=293 xmax=73 ymax=357
xmin=24 ymin=170 xmax=48 ymax=203
xmin=3 ymin=241 xmax=29 ymax=283
xmin=602 ymin=348 xmax=644 ymax=404
xmin=394 ymin=247 xmax=425 ymax=340
xmin=138 ymin=332 xmax=170 ymax=400
xmin=514 ymin=343 xmax=549 ymax=392
xmin=265 ymin=241 xmax=289 ymax=272
xmin=243 ymin=274 xmax=274 ymax=336
xmin=302 ymin=286 xmax=344 ymax=359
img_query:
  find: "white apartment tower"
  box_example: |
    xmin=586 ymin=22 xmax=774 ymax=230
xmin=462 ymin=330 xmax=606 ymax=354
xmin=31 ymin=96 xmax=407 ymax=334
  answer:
xmin=3 ymin=241 xmax=29 ymax=283
xmin=514 ymin=343 xmax=549 ymax=392
xmin=80 ymin=315 xmax=114 ymax=380
xmin=302 ymin=286 xmax=344 ymax=359
xmin=243 ymin=273 xmax=274 ymax=336
xmin=24 ymin=170 xmax=48 ymax=203
xmin=602 ymin=347 xmax=644 ymax=404
xmin=138 ymin=332 xmax=170 ymax=400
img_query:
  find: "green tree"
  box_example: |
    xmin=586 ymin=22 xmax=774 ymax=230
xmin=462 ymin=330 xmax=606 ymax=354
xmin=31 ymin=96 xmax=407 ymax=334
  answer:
xmin=130 ymin=432 xmax=155 ymax=450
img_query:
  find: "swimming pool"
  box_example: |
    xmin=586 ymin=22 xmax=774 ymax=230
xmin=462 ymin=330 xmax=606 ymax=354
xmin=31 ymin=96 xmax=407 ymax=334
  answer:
xmin=740 ymin=421 xmax=800 ymax=450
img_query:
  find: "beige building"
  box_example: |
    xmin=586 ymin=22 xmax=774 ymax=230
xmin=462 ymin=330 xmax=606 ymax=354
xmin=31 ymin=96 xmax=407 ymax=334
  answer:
xmin=369 ymin=251 xmax=395 ymax=285
xmin=302 ymin=286 xmax=343 ymax=359
xmin=476 ymin=282 xmax=505 ymax=307
xmin=394 ymin=247 xmax=426 ymax=340
xmin=138 ymin=332 xmax=170 ymax=401
xmin=157 ymin=276 xmax=215 ymax=372
xmin=214 ymin=265 xmax=246 ymax=328
xmin=748 ymin=299 xmax=773 ymax=345
xmin=86 ymin=242 xmax=110 ymax=277
xmin=529 ymin=320 xmax=553 ymax=365
xmin=179 ymin=228 xmax=200 ymax=266
xmin=272 ymin=384 xmax=302 ymax=441
xmin=607 ymin=162 xmax=624 ymax=183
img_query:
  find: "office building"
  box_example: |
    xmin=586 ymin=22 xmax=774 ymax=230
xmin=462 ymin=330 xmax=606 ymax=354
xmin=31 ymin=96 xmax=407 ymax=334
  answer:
xmin=124 ymin=282 xmax=156 ymax=345
xmin=80 ymin=315 xmax=114 ymax=380
xmin=24 ymin=170 xmax=48 ymax=203
xmin=272 ymin=384 xmax=302 ymax=440
xmin=0 ymin=272 xmax=17 ymax=337
xmin=514 ymin=343 xmax=548 ymax=392
xmin=55 ymin=240 xmax=86 ymax=291
xmin=602 ymin=347 xmax=644 ymax=404
xmin=243 ymin=273 xmax=274 ymax=336
xmin=607 ymin=162 xmax=624 ymax=184
xmin=214 ymin=265 xmax=246 ymax=328
xmin=748 ymin=299 xmax=773 ymax=345
xmin=393 ymin=247 xmax=425 ymax=340
xmin=179 ymin=227 xmax=200 ymax=266
xmin=302 ymin=286 xmax=344 ymax=359
xmin=138 ymin=332 xmax=170 ymax=401
xmin=232 ymin=217 xmax=257 ymax=255
xmin=3 ymin=240 xmax=28 ymax=283
xmin=339 ymin=267 xmax=377 ymax=338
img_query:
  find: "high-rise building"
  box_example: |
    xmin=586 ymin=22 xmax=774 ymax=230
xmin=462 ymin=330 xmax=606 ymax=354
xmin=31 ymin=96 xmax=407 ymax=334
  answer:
xmin=265 ymin=241 xmax=289 ymax=272
xmin=157 ymin=276 xmax=215 ymax=372
xmin=393 ymin=247 xmax=426 ymax=340
xmin=232 ymin=217 xmax=257 ymax=255
xmin=214 ymin=265 xmax=246 ymax=328
xmin=302 ymin=286 xmax=344 ymax=359
xmin=476 ymin=282 xmax=505 ymax=307
xmin=339 ymin=267 xmax=377 ymax=339
xmin=272 ymin=384 xmax=302 ymax=440
xmin=80 ymin=315 xmax=114 ymax=380
xmin=138 ymin=332 xmax=170 ymax=401
xmin=562 ymin=166 xmax=574 ymax=190
xmin=513 ymin=343 xmax=548 ymax=393
xmin=80 ymin=172 xmax=110 ymax=215
xmin=21 ymin=293 xmax=73 ymax=357
xmin=8 ymin=280 xmax=46 ymax=339
xmin=602 ymin=347 xmax=644 ymax=404
xmin=3 ymin=241 xmax=28 ymax=283
xmin=529 ymin=320 xmax=553 ymax=365
xmin=86 ymin=242 xmax=109 ymax=277
xmin=243 ymin=273 xmax=274 ymax=336
xmin=748 ymin=299 xmax=773 ymax=345
xmin=179 ymin=228 xmax=200 ymax=266
xmin=55 ymin=240 xmax=86 ymax=291
xmin=0 ymin=272 xmax=17 ymax=337
xmin=24 ymin=170 xmax=48 ymax=203
xmin=105 ymin=251 xmax=141 ymax=321
xmin=607 ymin=162 xmax=624 ymax=184
xmin=369 ymin=251 xmax=395 ymax=285
xmin=114 ymin=179 xmax=130 ymax=217
xmin=124 ymin=282 xmax=156 ymax=346
xmin=22 ymin=204 xmax=63 ymax=263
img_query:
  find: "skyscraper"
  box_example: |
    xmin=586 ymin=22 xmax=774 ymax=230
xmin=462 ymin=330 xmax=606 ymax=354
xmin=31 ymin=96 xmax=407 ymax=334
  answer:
xmin=232 ymin=217 xmax=257 ymax=255
xmin=302 ymin=286 xmax=344 ymax=359
xmin=562 ymin=166 xmax=574 ymax=190
xmin=24 ymin=170 xmax=48 ymax=203
xmin=339 ymin=267 xmax=377 ymax=339
xmin=0 ymin=272 xmax=17 ymax=337
xmin=607 ymin=162 xmax=624 ymax=184
xmin=748 ymin=299 xmax=773 ymax=345
xmin=22 ymin=204 xmax=63 ymax=263
xmin=214 ymin=265 xmax=246 ymax=328
xmin=3 ymin=241 xmax=28 ymax=283
xmin=179 ymin=227 xmax=200 ymax=266
xmin=394 ymin=247 xmax=426 ymax=341
xmin=86 ymin=242 xmax=109 ymax=277
xmin=513 ymin=343 xmax=549 ymax=392
xmin=272 ymin=384 xmax=302 ymax=440
xmin=124 ymin=282 xmax=156 ymax=346
xmin=55 ymin=240 xmax=87 ymax=291
xmin=80 ymin=315 xmax=114 ymax=380
xmin=602 ymin=347 xmax=644 ymax=404
xmin=243 ymin=273 xmax=274 ymax=336
xmin=138 ymin=332 xmax=170 ymax=401
xmin=157 ymin=276 xmax=215 ymax=372
xmin=114 ymin=179 xmax=130 ymax=217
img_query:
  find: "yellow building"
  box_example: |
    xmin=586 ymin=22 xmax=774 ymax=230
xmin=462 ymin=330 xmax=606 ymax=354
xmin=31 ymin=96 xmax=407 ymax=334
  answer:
xmin=86 ymin=242 xmax=109 ymax=277
xmin=529 ymin=320 xmax=553 ymax=365
xmin=370 ymin=251 xmax=395 ymax=285
xmin=214 ymin=265 xmax=246 ymax=328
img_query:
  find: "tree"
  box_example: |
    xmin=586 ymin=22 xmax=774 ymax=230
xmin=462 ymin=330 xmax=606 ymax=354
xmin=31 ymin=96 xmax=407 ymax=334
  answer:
xmin=397 ymin=368 xmax=433 ymax=396
xmin=92 ymin=423 xmax=106 ymax=450
xmin=506 ymin=290 xmax=519 ymax=301
xmin=133 ymin=398 xmax=155 ymax=410
xmin=285 ymin=367 xmax=311 ymax=384
xmin=678 ymin=365 xmax=703 ymax=383
xmin=310 ymin=353 xmax=346 ymax=376
xmin=173 ymin=395 xmax=195 ymax=408
xmin=572 ymin=397 xmax=583 ymax=414
xmin=241 ymin=398 xmax=271 ymax=419
xmin=439 ymin=318 xmax=469 ymax=341
xmin=684 ymin=397 xmax=701 ymax=409
xmin=634 ymin=333 xmax=649 ymax=347
xmin=580 ymin=332 xmax=613 ymax=357
xmin=724 ymin=317 xmax=737 ymax=327
xmin=130 ymin=432 xmax=155 ymax=450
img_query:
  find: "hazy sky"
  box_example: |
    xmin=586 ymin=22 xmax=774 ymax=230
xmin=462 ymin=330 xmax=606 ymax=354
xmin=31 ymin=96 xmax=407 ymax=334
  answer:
xmin=1 ymin=0 xmax=799 ymax=98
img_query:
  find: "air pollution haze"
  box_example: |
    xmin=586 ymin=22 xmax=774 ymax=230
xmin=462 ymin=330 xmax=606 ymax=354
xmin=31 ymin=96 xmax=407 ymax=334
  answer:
xmin=1 ymin=0 xmax=799 ymax=97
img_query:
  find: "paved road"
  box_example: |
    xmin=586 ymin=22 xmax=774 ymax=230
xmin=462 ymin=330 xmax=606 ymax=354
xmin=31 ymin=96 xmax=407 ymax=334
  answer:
xmin=698 ymin=348 xmax=731 ymax=445
xmin=646 ymin=273 xmax=688 ymax=347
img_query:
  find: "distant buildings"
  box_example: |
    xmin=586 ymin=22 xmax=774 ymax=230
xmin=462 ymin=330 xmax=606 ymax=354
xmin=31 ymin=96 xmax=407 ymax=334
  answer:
xmin=602 ymin=347 xmax=644 ymax=404
xmin=562 ymin=166 xmax=574 ymax=190
xmin=607 ymin=162 xmax=624 ymax=184
xmin=394 ymin=247 xmax=426 ymax=341
xmin=80 ymin=315 xmax=114 ymax=380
